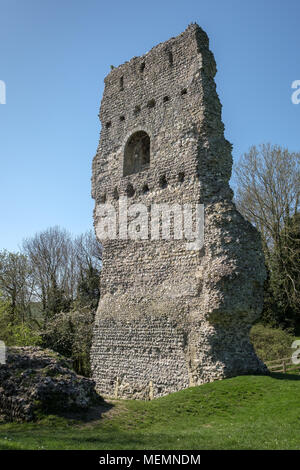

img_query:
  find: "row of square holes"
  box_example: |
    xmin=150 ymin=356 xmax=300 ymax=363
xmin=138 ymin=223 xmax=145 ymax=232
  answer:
xmin=105 ymin=89 xmax=187 ymax=129
xmin=99 ymin=172 xmax=185 ymax=203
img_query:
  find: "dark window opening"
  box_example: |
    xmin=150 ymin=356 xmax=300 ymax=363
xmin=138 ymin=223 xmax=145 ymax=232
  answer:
xmin=147 ymin=99 xmax=155 ymax=109
xmin=120 ymin=115 xmax=125 ymax=121
xmin=163 ymin=96 xmax=170 ymax=103
xmin=159 ymin=174 xmax=168 ymax=189
xmin=142 ymin=183 xmax=149 ymax=194
xmin=126 ymin=183 xmax=135 ymax=198
xmin=113 ymin=187 xmax=119 ymax=200
xmin=123 ymin=131 xmax=150 ymax=176
xmin=134 ymin=105 xmax=141 ymax=116
xmin=168 ymin=50 xmax=173 ymax=66
xmin=99 ymin=193 xmax=107 ymax=203
xmin=181 ymin=88 xmax=187 ymax=96
xmin=120 ymin=76 xmax=124 ymax=91
xmin=106 ymin=121 xmax=111 ymax=129
xmin=178 ymin=172 xmax=185 ymax=183
xmin=140 ymin=62 xmax=145 ymax=72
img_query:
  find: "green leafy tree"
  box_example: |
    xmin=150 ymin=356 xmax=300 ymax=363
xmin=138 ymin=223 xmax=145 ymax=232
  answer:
xmin=0 ymin=291 xmax=41 ymax=346
xmin=0 ymin=250 xmax=33 ymax=323
xmin=265 ymin=213 xmax=300 ymax=329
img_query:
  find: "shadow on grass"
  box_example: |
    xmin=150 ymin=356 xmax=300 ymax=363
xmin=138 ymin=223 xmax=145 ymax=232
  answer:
xmin=270 ymin=372 xmax=300 ymax=381
xmin=45 ymin=399 xmax=114 ymax=424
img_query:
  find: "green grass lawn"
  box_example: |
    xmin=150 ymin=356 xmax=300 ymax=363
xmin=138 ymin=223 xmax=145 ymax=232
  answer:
xmin=0 ymin=373 xmax=299 ymax=450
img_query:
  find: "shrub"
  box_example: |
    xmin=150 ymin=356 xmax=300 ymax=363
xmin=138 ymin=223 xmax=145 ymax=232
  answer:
xmin=0 ymin=295 xmax=41 ymax=347
xmin=5 ymin=323 xmax=42 ymax=347
xmin=42 ymin=308 xmax=94 ymax=377
xmin=250 ymin=323 xmax=294 ymax=362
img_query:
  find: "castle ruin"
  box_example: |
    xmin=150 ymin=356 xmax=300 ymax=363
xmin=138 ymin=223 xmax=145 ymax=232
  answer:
xmin=91 ymin=24 xmax=268 ymax=399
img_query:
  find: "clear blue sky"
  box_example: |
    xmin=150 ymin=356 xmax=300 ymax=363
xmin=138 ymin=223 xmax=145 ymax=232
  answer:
xmin=0 ymin=0 xmax=299 ymax=251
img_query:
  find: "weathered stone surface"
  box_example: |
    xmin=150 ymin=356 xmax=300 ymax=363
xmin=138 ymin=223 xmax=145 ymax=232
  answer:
xmin=91 ymin=23 xmax=268 ymax=399
xmin=0 ymin=347 xmax=100 ymax=422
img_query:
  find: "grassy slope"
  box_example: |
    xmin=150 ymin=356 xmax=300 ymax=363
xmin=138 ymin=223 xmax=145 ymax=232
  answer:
xmin=0 ymin=373 xmax=299 ymax=450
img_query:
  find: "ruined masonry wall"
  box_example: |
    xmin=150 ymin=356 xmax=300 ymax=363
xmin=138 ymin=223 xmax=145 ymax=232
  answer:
xmin=91 ymin=24 xmax=268 ymax=399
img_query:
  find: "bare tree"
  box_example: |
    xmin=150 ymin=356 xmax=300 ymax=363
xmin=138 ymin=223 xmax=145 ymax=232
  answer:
xmin=234 ymin=143 xmax=299 ymax=288
xmin=234 ymin=143 xmax=300 ymax=328
xmin=23 ymin=226 xmax=74 ymax=322
xmin=74 ymin=230 xmax=102 ymax=274
xmin=73 ymin=230 xmax=102 ymax=309
xmin=234 ymin=144 xmax=299 ymax=254
xmin=22 ymin=227 xmax=102 ymax=320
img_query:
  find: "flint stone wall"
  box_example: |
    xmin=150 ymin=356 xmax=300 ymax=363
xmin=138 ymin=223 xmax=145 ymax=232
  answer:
xmin=91 ymin=24 xmax=268 ymax=399
xmin=0 ymin=347 xmax=100 ymax=422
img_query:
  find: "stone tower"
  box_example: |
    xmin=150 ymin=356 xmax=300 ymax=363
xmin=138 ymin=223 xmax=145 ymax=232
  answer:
xmin=91 ymin=24 xmax=268 ymax=399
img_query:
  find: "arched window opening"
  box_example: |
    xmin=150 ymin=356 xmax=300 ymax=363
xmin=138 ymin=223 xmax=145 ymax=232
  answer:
xmin=123 ymin=131 xmax=150 ymax=176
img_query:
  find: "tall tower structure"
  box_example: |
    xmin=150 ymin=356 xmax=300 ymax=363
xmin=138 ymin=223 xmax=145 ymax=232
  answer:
xmin=91 ymin=24 xmax=268 ymax=399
